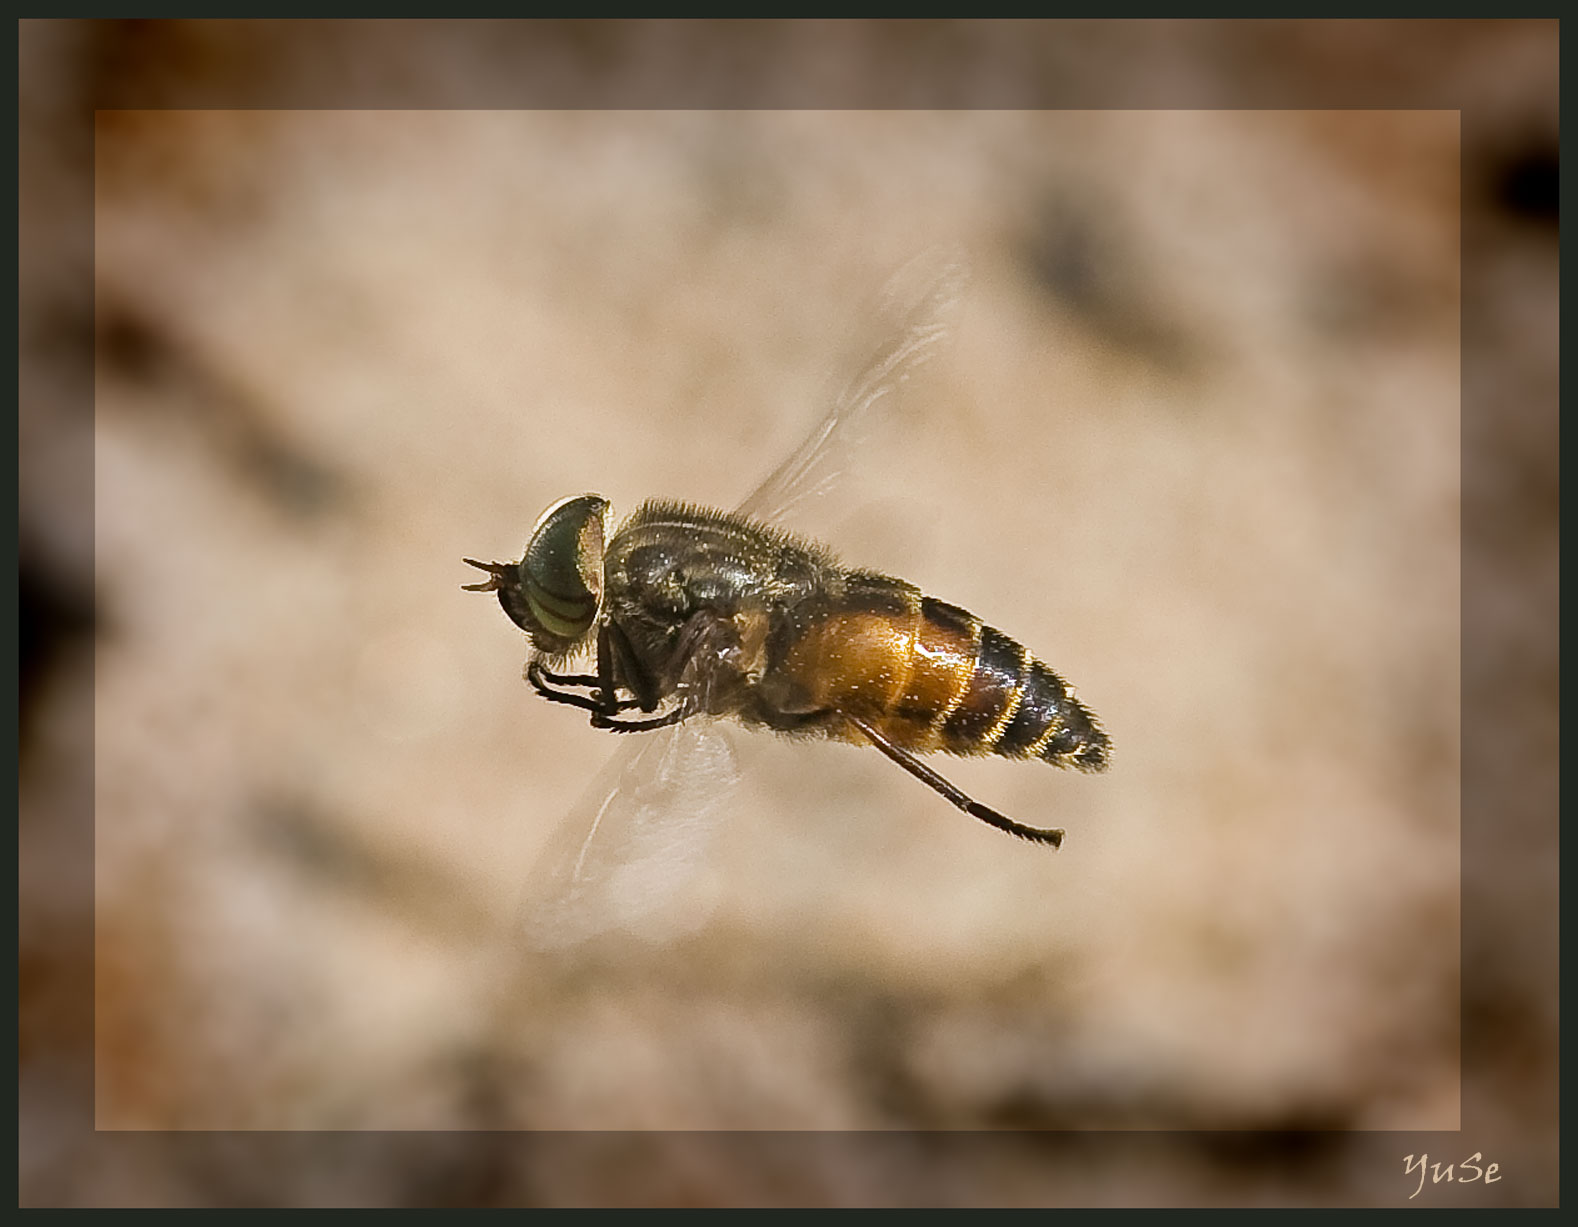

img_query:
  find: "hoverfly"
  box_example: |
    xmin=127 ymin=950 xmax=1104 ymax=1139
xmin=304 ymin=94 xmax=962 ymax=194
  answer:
xmin=467 ymin=257 xmax=1110 ymax=945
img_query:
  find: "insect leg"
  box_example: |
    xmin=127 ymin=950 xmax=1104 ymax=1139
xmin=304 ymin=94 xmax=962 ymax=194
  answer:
xmin=844 ymin=714 xmax=1065 ymax=848
xmin=526 ymin=660 xmax=611 ymax=714
xmin=534 ymin=668 xmax=600 ymax=688
xmin=530 ymin=662 xmax=644 ymax=712
xmin=530 ymin=660 xmax=685 ymax=730
xmin=549 ymin=623 xmax=691 ymax=730
xmin=583 ymin=611 xmax=743 ymax=734
xmin=603 ymin=622 xmax=664 ymax=712
xmin=589 ymin=706 xmax=689 ymax=733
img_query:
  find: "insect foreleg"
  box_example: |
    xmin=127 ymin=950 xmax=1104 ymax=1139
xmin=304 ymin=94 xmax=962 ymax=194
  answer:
xmin=583 ymin=610 xmax=744 ymax=735
xmin=533 ymin=667 xmax=600 ymax=688
xmin=589 ymin=706 xmax=690 ymax=733
xmin=526 ymin=660 xmax=612 ymax=713
xmin=529 ymin=661 xmax=685 ymax=730
xmin=526 ymin=660 xmax=643 ymax=718
xmin=531 ymin=664 xmax=643 ymax=709
xmin=603 ymin=622 xmax=664 ymax=712
xmin=844 ymin=714 xmax=1065 ymax=848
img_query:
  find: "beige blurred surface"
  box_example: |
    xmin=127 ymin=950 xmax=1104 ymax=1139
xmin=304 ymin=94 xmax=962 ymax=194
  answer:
xmin=21 ymin=19 xmax=1556 ymax=1209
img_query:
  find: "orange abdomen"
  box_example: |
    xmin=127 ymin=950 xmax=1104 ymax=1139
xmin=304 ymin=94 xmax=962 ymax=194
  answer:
xmin=773 ymin=572 xmax=1109 ymax=771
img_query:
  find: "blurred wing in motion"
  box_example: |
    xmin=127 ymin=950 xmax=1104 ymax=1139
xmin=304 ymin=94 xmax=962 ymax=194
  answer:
xmin=515 ymin=252 xmax=968 ymax=952
xmin=738 ymin=248 xmax=966 ymax=527
xmin=518 ymin=720 xmax=740 ymax=952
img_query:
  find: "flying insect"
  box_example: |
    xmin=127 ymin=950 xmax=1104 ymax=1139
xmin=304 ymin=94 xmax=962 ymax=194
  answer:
xmin=465 ymin=263 xmax=1109 ymax=854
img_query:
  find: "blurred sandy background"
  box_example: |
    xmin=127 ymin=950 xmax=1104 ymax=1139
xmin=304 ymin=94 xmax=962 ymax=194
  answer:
xmin=19 ymin=19 xmax=1556 ymax=1208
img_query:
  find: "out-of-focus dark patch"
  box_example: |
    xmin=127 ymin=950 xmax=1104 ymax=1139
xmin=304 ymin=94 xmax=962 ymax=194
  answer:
xmin=971 ymin=1070 xmax=1359 ymax=1153
xmin=833 ymin=983 xmax=943 ymax=1127
xmin=1020 ymin=193 xmax=1196 ymax=373
xmin=400 ymin=1132 xmax=537 ymax=1208
xmin=1301 ymin=248 xmax=1457 ymax=346
xmin=1488 ymin=135 xmax=1558 ymax=228
xmin=18 ymin=550 xmax=98 ymax=756
xmin=87 ymin=19 xmax=203 ymax=105
xmin=520 ymin=18 xmax=630 ymax=76
xmin=97 ymin=298 xmax=350 ymax=521
xmin=967 ymin=1067 xmax=1360 ymax=1143
xmin=1461 ymin=931 xmax=1548 ymax=1087
xmin=18 ymin=920 xmax=95 ymax=1069
xmin=89 ymin=26 xmax=303 ymax=231
xmin=1192 ymin=1113 xmax=1355 ymax=1174
xmin=249 ymin=796 xmax=495 ymax=941
xmin=449 ymin=1047 xmax=517 ymax=1132
xmin=253 ymin=795 xmax=387 ymax=896
xmin=398 ymin=1055 xmax=536 ymax=1203
xmin=26 ymin=295 xmax=98 ymax=399
xmin=97 ymin=305 xmax=172 ymax=385
xmin=87 ymin=19 xmax=284 ymax=109
xmin=174 ymin=1130 xmax=538 ymax=1209
xmin=977 ymin=1079 xmax=1162 ymax=1132
xmin=979 ymin=1084 xmax=1085 ymax=1131
xmin=242 ymin=430 xmax=348 ymax=521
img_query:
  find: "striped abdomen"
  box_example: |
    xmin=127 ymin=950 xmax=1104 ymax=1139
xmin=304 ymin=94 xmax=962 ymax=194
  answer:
xmin=772 ymin=572 xmax=1110 ymax=771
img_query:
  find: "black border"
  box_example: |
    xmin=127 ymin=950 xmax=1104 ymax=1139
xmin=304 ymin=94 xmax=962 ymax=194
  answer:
xmin=17 ymin=17 xmax=1559 ymax=1208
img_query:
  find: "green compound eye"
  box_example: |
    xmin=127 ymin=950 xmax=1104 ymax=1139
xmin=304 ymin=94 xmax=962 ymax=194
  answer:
xmin=523 ymin=494 xmax=609 ymax=645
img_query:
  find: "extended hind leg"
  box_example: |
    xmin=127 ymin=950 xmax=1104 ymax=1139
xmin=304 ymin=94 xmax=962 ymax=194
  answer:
xmin=844 ymin=714 xmax=1065 ymax=848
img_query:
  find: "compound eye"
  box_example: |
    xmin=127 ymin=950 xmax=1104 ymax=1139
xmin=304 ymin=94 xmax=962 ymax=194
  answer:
xmin=497 ymin=575 xmax=537 ymax=634
xmin=523 ymin=494 xmax=609 ymax=645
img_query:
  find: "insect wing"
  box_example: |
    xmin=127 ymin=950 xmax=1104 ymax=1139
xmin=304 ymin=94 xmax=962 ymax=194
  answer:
xmin=736 ymin=249 xmax=966 ymax=526
xmin=517 ymin=720 xmax=740 ymax=952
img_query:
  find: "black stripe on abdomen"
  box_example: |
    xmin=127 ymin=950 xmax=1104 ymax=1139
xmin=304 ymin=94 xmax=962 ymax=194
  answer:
xmin=1035 ymin=690 xmax=1111 ymax=772
xmin=941 ymin=625 xmax=1024 ymax=753
xmin=992 ymin=658 xmax=1069 ymax=758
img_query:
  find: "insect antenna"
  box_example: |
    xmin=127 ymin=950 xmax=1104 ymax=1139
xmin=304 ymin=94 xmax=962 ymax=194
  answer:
xmin=460 ymin=558 xmax=511 ymax=592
